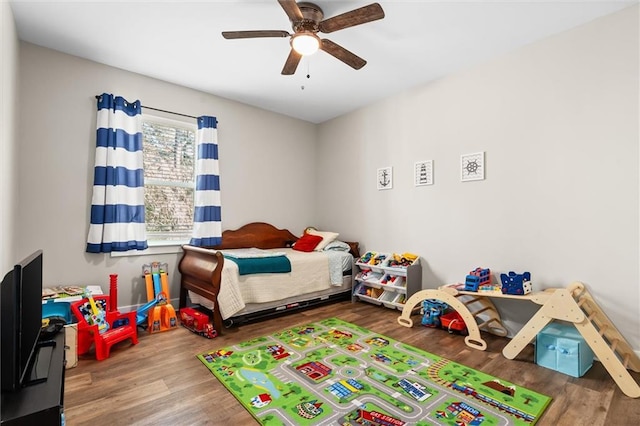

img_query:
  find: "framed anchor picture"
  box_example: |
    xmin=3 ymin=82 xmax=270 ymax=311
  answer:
xmin=461 ymin=152 xmax=485 ymax=182
xmin=377 ymin=166 xmax=393 ymax=190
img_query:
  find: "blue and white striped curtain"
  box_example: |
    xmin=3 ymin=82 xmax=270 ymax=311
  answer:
xmin=190 ymin=116 xmax=222 ymax=247
xmin=86 ymin=93 xmax=147 ymax=253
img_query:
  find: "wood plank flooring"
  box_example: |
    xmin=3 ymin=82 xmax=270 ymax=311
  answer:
xmin=63 ymin=301 xmax=640 ymax=425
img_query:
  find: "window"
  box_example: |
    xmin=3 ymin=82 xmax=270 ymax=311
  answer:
xmin=141 ymin=115 xmax=196 ymax=244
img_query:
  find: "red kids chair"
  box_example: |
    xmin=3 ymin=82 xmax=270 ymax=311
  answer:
xmin=71 ymin=294 xmax=138 ymax=361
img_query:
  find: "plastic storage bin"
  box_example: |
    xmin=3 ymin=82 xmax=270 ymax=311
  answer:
xmin=42 ymin=299 xmax=77 ymax=368
xmin=42 ymin=299 xmax=73 ymax=323
xmin=535 ymin=322 xmax=594 ymax=377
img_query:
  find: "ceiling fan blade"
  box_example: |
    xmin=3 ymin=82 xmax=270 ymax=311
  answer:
xmin=222 ymin=30 xmax=290 ymax=39
xmin=277 ymin=0 xmax=304 ymax=22
xmin=281 ymin=49 xmax=302 ymax=75
xmin=319 ymin=3 xmax=385 ymax=33
xmin=320 ymin=39 xmax=366 ymax=70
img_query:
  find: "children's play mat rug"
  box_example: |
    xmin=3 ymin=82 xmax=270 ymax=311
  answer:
xmin=198 ymin=318 xmax=551 ymax=425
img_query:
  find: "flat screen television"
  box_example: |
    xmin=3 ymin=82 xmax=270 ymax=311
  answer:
xmin=1 ymin=250 xmax=43 ymax=392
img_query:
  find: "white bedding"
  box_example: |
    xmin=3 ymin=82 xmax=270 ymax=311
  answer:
xmin=188 ymin=248 xmax=353 ymax=320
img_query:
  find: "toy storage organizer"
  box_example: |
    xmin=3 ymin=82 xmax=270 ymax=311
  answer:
xmin=397 ymin=281 xmax=640 ymax=398
xmin=352 ymin=251 xmax=421 ymax=311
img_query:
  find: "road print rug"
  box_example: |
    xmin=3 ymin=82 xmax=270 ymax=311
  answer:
xmin=197 ymin=317 xmax=551 ymax=425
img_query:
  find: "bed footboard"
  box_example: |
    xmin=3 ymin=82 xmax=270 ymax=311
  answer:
xmin=178 ymin=246 xmax=225 ymax=334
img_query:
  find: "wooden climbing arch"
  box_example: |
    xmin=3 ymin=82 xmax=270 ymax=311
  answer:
xmin=397 ymin=286 xmax=508 ymax=351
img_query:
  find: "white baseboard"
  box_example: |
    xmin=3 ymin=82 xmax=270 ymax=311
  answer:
xmin=117 ymin=297 xmax=181 ymax=314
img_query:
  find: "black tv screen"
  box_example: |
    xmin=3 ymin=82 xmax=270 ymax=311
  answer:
xmin=17 ymin=250 xmax=43 ymax=386
xmin=0 ymin=267 xmax=19 ymax=392
xmin=0 ymin=250 xmax=43 ymax=392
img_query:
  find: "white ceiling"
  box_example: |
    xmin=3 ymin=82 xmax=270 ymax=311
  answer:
xmin=9 ymin=0 xmax=637 ymax=123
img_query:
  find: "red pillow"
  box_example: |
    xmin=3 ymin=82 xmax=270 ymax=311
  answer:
xmin=293 ymin=234 xmax=323 ymax=252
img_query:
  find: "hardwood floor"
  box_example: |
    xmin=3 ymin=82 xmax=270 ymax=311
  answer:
xmin=64 ymin=301 xmax=640 ymax=425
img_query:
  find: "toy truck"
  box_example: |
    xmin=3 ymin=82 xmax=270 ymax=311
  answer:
xmin=464 ymin=268 xmax=491 ymax=291
xmin=179 ymin=307 xmax=217 ymax=339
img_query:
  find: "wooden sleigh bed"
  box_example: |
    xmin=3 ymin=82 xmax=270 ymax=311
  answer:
xmin=178 ymin=222 xmax=360 ymax=334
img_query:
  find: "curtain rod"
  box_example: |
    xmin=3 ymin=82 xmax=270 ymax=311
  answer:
xmin=142 ymin=105 xmax=198 ymax=120
xmin=94 ymin=95 xmax=198 ymax=120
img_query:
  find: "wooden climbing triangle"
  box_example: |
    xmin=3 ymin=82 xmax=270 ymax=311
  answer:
xmin=398 ymin=281 xmax=640 ymax=398
xmin=502 ymin=281 xmax=640 ymax=398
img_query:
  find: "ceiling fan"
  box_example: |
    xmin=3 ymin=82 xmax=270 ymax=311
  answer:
xmin=222 ymin=1 xmax=385 ymax=75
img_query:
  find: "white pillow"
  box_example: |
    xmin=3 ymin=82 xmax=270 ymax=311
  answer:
xmin=323 ymin=240 xmax=351 ymax=252
xmin=307 ymin=229 xmax=339 ymax=251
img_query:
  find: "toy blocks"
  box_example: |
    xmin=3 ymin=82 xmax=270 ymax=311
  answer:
xmin=500 ymin=271 xmax=532 ymax=295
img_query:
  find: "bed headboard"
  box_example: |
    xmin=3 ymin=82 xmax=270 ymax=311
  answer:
xmin=209 ymin=222 xmax=299 ymax=250
xmin=206 ymin=222 xmax=360 ymax=258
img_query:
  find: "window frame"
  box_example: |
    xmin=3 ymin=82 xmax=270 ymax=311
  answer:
xmin=112 ymin=113 xmax=197 ymax=257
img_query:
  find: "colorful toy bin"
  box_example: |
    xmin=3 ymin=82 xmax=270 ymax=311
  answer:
xmin=535 ymin=321 xmax=594 ymax=377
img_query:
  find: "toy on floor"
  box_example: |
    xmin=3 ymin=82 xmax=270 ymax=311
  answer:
xmin=136 ymin=294 xmax=164 ymax=325
xmin=179 ymin=307 xmax=217 ymax=339
xmin=142 ymin=262 xmax=178 ymax=333
xmin=500 ymin=271 xmax=532 ymax=295
xmin=421 ymin=299 xmax=448 ymax=328
xmin=71 ymin=275 xmax=138 ymax=360
xmin=440 ymin=311 xmax=467 ymax=335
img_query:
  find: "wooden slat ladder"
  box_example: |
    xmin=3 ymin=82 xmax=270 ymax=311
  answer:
xmin=454 ymin=293 xmax=509 ymax=338
xmin=502 ymin=281 xmax=640 ymax=398
xmin=397 ymin=287 xmax=508 ymax=351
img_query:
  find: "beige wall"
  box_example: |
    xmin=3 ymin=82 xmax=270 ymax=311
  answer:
xmin=17 ymin=43 xmax=317 ymax=307
xmin=316 ymin=6 xmax=639 ymax=347
xmin=0 ymin=1 xmax=19 ymax=272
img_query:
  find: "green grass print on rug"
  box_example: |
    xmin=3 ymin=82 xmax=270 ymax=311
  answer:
xmin=197 ymin=318 xmax=551 ymax=426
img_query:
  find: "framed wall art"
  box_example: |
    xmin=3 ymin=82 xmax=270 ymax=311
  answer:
xmin=414 ymin=160 xmax=433 ymax=186
xmin=461 ymin=152 xmax=485 ymax=182
xmin=377 ymin=166 xmax=393 ymax=190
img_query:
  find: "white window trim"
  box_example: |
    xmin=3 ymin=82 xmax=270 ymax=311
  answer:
xmin=111 ymin=114 xmax=196 ymax=258
xmin=110 ymin=240 xmax=188 ymax=257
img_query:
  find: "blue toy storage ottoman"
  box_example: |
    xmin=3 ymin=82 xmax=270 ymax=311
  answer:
xmin=535 ymin=321 xmax=594 ymax=377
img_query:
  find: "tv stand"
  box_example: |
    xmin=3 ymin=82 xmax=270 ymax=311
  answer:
xmin=1 ymin=332 xmax=64 ymax=425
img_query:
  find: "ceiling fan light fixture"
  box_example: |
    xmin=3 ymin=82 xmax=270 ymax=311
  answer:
xmin=291 ymin=33 xmax=320 ymax=56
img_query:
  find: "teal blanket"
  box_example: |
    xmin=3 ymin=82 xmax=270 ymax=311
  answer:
xmin=224 ymin=255 xmax=291 ymax=275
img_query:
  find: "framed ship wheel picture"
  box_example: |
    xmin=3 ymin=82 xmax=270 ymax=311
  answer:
xmin=461 ymin=152 xmax=485 ymax=182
